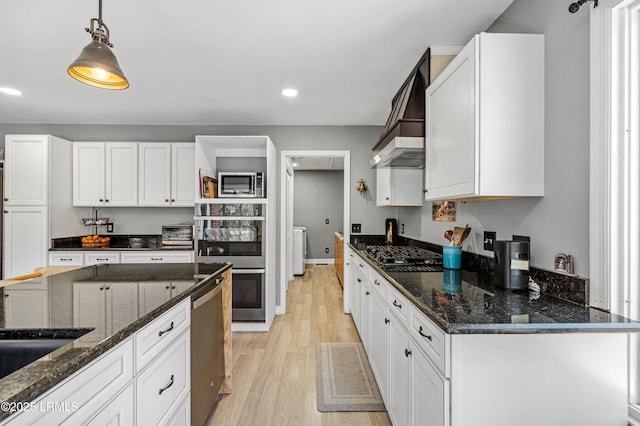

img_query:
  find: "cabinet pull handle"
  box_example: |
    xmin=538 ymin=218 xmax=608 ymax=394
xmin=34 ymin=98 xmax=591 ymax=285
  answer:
xmin=151 ymin=257 xmax=163 ymax=261
xmin=365 ymin=291 xmax=370 ymax=296
xmin=105 ymin=286 xmax=110 ymax=290
xmin=165 ymin=285 xmax=170 ymax=289
xmin=171 ymin=199 xmax=175 ymax=202
xmin=358 ymin=263 xmax=364 ymax=267
xmin=357 ymin=278 xmax=362 ymax=283
xmin=158 ymin=321 xmax=174 ymax=337
xmin=165 ymin=199 xmax=170 ymax=202
xmin=393 ymin=300 xmax=402 ymax=309
xmin=384 ymin=318 xmax=390 ymax=324
xmin=99 ymin=199 xmax=104 ymax=202
xmin=158 ymin=374 xmax=174 ymax=395
xmin=3 ymin=198 xmax=7 ymax=202
xmin=405 ymin=348 xmax=412 ymax=357
xmin=373 ymin=280 xmax=380 ymax=286
xmin=96 ymin=258 xmax=108 ymax=261
xmin=99 ymin=286 xmax=104 ymax=290
xmin=418 ymin=326 xmax=433 ymax=341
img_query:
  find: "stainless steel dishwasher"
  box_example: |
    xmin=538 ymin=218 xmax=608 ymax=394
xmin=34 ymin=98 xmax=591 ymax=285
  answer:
xmin=191 ymin=274 xmax=225 ymax=426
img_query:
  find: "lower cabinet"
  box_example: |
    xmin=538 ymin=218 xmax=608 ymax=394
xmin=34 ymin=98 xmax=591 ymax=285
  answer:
xmin=410 ymin=342 xmax=448 ymax=426
xmin=138 ymin=281 xmax=193 ymax=316
xmin=3 ymin=288 xmax=49 ymax=328
xmin=387 ymin=312 xmax=410 ymax=426
xmin=120 ymin=251 xmax=193 ymax=264
xmin=367 ymin=288 xmax=389 ymax=404
xmin=73 ymin=281 xmax=139 ymax=343
xmin=49 ymin=250 xmax=193 ymax=267
xmin=1 ymin=299 xmax=191 ymax=426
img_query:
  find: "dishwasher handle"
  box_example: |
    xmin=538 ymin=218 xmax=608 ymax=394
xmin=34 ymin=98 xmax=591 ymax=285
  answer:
xmin=192 ymin=281 xmax=223 ymax=310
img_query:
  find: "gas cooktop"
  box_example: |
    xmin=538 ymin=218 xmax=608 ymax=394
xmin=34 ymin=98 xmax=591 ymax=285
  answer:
xmin=365 ymin=245 xmax=443 ymax=272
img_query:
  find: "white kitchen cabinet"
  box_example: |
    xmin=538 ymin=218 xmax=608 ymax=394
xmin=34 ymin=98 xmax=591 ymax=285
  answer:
xmin=49 ymin=252 xmax=84 ymax=267
xmin=136 ymin=329 xmax=190 ymax=425
xmin=73 ymin=142 xmax=138 ymax=207
xmin=84 ymin=383 xmax=135 ymax=426
xmin=120 ymin=251 xmax=193 ymax=264
xmin=424 ymin=32 xmax=544 ymax=201
xmin=387 ymin=310 xmax=410 ymax=426
xmin=84 ymin=251 xmax=121 ymax=265
xmin=376 ymin=168 xmax=423 ymax=207
xmin=73 ymin=281 xmax=139 ymax=343
xmin=4 ymin=288 xmax=49 ymax=328
xmin=138 ymin=142 xmax=195 ymax=207
xmin=138 ymin=281 xmax=193 ymax=316
xmin=3 ymin=206 xmax=48 ymax=280
xmin=367 ymin=288 xmax=389 ymax=404
xmin=166 ymin=394 xmax=190 ymax=426
xmin=410 ymin=343 xmax=448 ymax=426
xmin=4 ymin=135 xmax=49 ymax=205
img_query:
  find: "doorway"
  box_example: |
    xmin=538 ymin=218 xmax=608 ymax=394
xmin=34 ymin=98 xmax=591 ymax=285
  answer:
xmin=279 ymin=150 xmax=351 ymax=314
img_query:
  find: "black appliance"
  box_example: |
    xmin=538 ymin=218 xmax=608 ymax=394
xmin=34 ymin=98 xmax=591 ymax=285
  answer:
xmin=494 ymin=240 xmax=530 ymax=290
xmin=365 ymin=245 xmax=442 ymax=272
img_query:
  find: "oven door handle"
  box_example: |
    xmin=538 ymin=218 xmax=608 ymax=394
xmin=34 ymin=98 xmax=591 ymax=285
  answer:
xmin=232 ymin=269 xmax=266 ymax=274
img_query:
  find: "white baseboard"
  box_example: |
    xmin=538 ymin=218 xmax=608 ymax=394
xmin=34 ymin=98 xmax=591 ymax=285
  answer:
xmin=275 ymin=305 xmax=285 ymax=315
xmin=305 ymin=258 xmax=335 ymax=265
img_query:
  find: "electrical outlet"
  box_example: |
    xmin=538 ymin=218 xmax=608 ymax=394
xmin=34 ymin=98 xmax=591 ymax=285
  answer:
xmin=483 ymin=231 xmax=496 ymax=251
xmin=401 ymin=223 xmax=405 ymax=234
xmin=352 ymin=223 xmax=362 ymax=233
xmin=325 ymin=218 xmax=329 ymax=224
xmin=325 ymin=247 xmax=329 ymax=253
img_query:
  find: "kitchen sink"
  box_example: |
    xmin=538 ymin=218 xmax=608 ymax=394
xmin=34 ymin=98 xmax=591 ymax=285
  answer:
xmin=0 ymin=329 xmax=93 ymax=380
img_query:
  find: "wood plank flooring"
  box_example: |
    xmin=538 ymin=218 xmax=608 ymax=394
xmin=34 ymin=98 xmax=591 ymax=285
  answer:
xmin=208 ymin=264 xmax=391 ymax=426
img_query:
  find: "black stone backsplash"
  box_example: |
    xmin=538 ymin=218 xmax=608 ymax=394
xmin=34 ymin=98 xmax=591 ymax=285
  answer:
xmin=350 ymin=235 xmax=589 ymax=306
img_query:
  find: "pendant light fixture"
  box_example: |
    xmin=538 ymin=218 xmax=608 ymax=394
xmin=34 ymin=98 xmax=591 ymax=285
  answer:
xmin=67 ymin=0 xmax=129 ymax=90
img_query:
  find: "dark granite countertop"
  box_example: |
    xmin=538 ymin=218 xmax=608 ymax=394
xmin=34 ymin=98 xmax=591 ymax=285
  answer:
xmin=50 ymin=235 xmax=193 ymax=251
xmin=350 ymin=244 xmax=640 ymax=335
xmin=0 ymin=262 xmax=230 ymax=420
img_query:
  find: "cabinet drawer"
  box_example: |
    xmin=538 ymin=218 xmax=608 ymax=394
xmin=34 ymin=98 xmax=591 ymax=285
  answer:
xmin=135 ymin=298 xmax=190 ymax=372
xmin=121 ymin=251 xmax=192 ymax=264
xmin=387 ymin=284 xmax=410 ymax=324
xmin=49 ymin=252 xmax=84 ymax=266
xmin=409 ymin=305 xmax=449 ymax=377
xmin=368 ymin=269 xmax=389 ymax=300
xmin=84 ymin=252 xmax=121 ymax=265
xmin=136 ymin=331 xmax=190 ymax=426
xmin=9 ymin=338 xmax=134 ymax=425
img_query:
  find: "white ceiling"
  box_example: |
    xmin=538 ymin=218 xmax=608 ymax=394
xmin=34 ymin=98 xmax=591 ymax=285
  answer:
xmin=293 ymin=156 xmax=344 ymax=170
xmin=0 ymin=0 xmax=512 ymax=126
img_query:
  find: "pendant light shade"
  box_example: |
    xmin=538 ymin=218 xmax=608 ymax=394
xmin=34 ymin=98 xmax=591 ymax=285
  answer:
xmin=68 ymin=0 xmax=128 ymax=90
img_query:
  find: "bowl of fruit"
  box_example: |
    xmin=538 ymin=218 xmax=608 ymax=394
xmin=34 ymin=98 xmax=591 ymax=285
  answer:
xmin=81 ymin=234 xmax=111 ymax=248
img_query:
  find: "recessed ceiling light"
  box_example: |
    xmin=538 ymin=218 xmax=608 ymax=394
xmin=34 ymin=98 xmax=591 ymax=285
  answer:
xmin=282 ymin=88 xmax=298 ymax=97
xmin=0 ymin=87 xmax=23 ymax=96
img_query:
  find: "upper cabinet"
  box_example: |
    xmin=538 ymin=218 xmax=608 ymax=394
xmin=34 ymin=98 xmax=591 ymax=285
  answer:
xmin=73 ymin=142 xmax=138 ymax=207
xmin=4 ymin=135 xmax=50 ymax=205
xmin=138 ymin=143 xmax=195 ymax=207
xmin=376 ymin=168 xmax=423 ymax=207
xmin=425 ymin=33 xmax=545 ymax=202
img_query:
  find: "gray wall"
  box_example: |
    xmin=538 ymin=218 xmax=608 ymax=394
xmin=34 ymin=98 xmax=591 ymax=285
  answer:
xmin=293 ymin=170 xmax=344 ymax=260
xmin=397 ymin=0 xmax=591 ymax=277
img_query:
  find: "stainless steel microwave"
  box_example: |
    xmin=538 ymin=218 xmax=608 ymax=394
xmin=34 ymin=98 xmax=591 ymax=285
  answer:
xmin=217 ymin=172 xmax=264 ymax=198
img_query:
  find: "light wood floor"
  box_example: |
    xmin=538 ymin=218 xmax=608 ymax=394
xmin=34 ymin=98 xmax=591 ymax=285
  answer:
xmin=208 ymin=264 xmax=392 ymax=426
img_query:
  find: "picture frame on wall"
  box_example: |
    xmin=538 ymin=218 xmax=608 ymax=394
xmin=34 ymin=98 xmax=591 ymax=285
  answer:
xmin=554 ymin=253 xmax=574 ymax=274
xmin=432 ymin=201 xmax=456 ymax=222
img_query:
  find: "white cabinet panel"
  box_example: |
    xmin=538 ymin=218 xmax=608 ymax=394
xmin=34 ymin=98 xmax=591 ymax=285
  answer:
xmin=138 ymin=281 xmax=172 ymax=316
xmin=387 ymin=313 xmax=409 ymax=426
xmin=410 ymin=343 xmax=448 ymax=426
xmin=425 ymin=33 xmax=545 ymax=201
xmin=376 ymin=168 xmax=423 ymax=207
xmin=136 ymin=331 xmax=190 ymax=426
xmin=4 ymin=135 xmax=49 ymax=205
xmin=84 ymin=384 xmax=134 ymax=426
xmin=367 ymin=289 xmax=389 ymax=404
xmin=138 ymin=143 xmax=171 ymax=206
xmin=171 ymin=143 xmax=195 ymax=206
xmin=49 ymin=252 xmax=84 ymax=267
xmin=3 ymin=206 xmax=48 ymax=279
xmin=84 ymin=251 xmax=121 ymax=266
xmin=120 ymin=251 xmax=192 ymax=264
xmin=4 ymin=289 xmax=49 ymax=328
xmin=73 ymin=142 xmax=137 ymax=206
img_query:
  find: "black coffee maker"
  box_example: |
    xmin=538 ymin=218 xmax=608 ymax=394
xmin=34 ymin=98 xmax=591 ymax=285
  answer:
xmin=494 ymin=240 xmax=529 ymax=290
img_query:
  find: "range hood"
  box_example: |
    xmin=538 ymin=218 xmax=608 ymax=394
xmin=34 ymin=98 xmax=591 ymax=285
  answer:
xmin=371 ymin=49 xmax=430 ymax=169
xmin=369 ymin=137 xmax=424 ymax=168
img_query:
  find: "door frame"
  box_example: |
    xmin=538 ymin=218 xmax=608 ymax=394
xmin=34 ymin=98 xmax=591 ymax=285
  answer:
xmin=278 ymin=150 xmax=351 ymax=314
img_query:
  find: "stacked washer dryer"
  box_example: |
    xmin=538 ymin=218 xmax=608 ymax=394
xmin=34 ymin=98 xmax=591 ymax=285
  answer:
xmin=293 ymin=226 xmax=307 ymax=275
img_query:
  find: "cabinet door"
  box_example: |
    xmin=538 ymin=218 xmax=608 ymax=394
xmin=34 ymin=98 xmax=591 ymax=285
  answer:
xmin=367 ymin=289 xmax=389 ymax=404
xmin=4 ymin=289 xmax=49 ymax=328
xmin=425 ymin=40 xmax=476 ymax=200
xmin=376 ymin=168 xmax=423 ymax=207
xmin=107 ymin=282 xmax=139 ymax=336
xmin=170 ymin=143 xmax=195 ymax=207
xmin=376 ymin=168 xmax=393 ymax=205
xmin=3 ymin=206 xmax=48 ymax=279
xmin=73 ymin=142 xmax=105 ymax=206
xmin=387 ymin=314 xmax=410 ymax=426
xmin=120 ymin=251 xmax=192 ymax=264
xmin=359 ymin=276 xmax=371 ymax=352
xmin=410 ymin=343 xmax=448 ymax=426
xmin=139 ymin=143 xmax=171 ymax=206
xmin=85 ymin=383 xmax=134 ymax=426
xmin=105 ymin=142 xmax=138 ymax=206
xmin=138 ymin=281 xmax=172 ymax=316
xmin=4 ymin=135 xmax=49 ymax=205
xmin=84 ymin=251 xmax=121 ymax=266
xmin=73 ymin=282 xmax=108 ymax=342
xmin=171 ymin=280 xmax=194 ymax=297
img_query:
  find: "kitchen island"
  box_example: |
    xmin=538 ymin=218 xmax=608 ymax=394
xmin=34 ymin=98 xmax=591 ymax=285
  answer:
xmin=0 ymin=262 xmax=232 ymax=425
xmin=348 ymin=244 xmax=640 ymax=426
